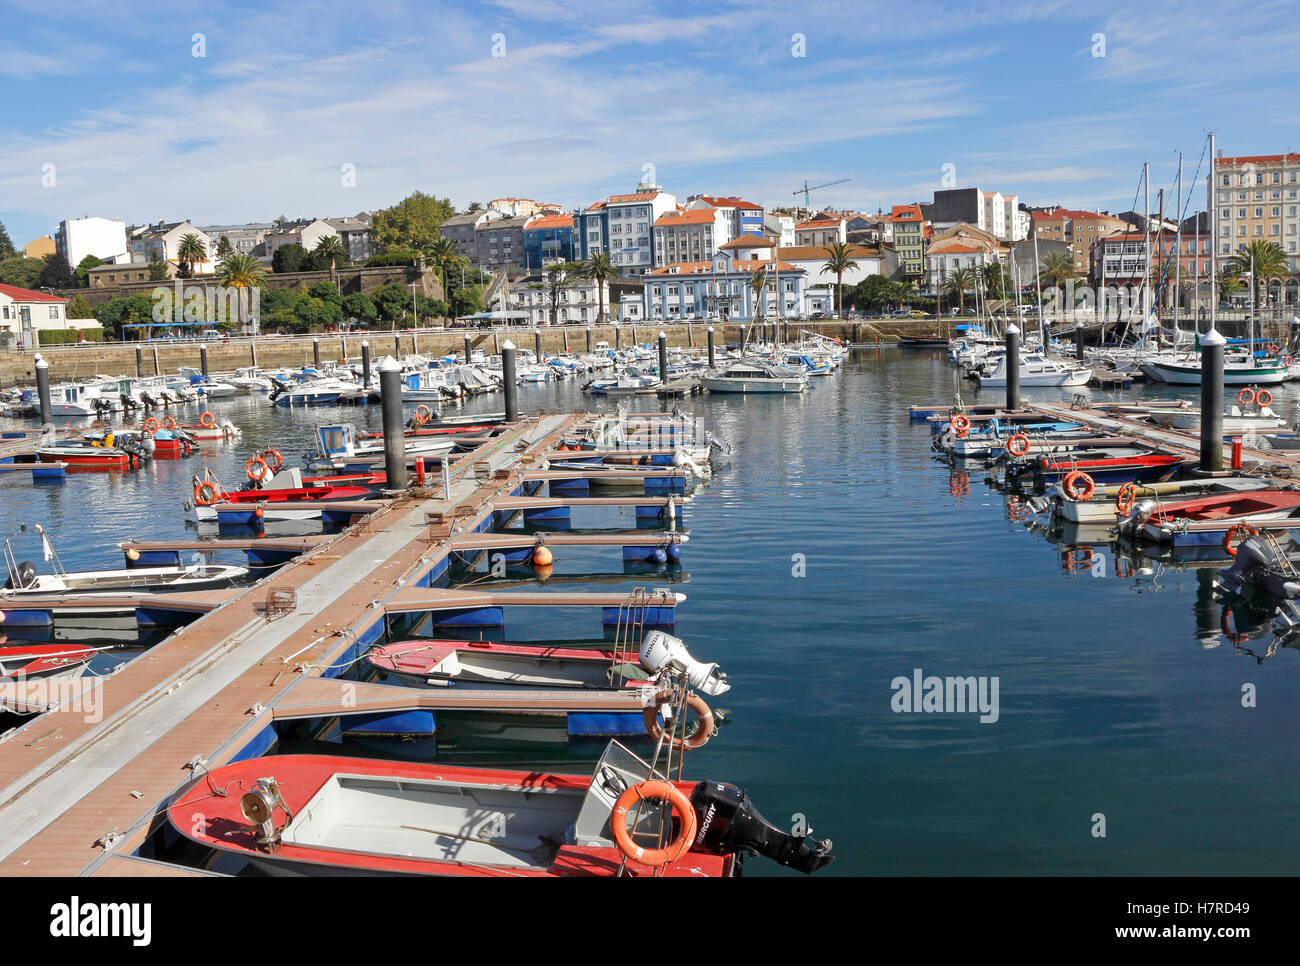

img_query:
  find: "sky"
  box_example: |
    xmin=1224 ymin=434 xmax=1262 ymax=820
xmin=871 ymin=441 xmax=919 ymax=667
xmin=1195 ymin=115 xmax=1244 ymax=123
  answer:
xmin=2 ymin=0 xmax=1298 ymax=246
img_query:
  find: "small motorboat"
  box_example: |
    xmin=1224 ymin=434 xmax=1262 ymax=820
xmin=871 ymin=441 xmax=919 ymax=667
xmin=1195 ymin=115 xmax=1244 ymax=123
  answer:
xmin=583 ymin=366 xmax=662 ymax=396
xmin=368 ymin=631 xmax=729 ymax=695
xmin=34 ymin=441 xmax=134 ymax=468
xmin=1050 ymin=477 xmax=1275 ymax=524
xmin=701 ymin=361 xmax=808 ymax=394
xmin=1120 ymin=489 xmax=1300 ymax=547
xmin=1162 ymin=405 xmax=1286 ymax=434
xmin=190 ymin=465 xmax=385 ymax=521
xmin=0 ymin=643 xmax=96 ymax=713
xmin=167 ymin=739 xmax=834 ymax=877
xmin=1012 ymin=452 xmax=1185 ymax=487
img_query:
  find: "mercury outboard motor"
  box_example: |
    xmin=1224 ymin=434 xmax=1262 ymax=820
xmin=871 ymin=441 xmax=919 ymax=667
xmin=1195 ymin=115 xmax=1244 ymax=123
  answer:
xmin=689 ymin=781 xmax=834 ymax=874
xmin=4 ymin=560 xmax=38 ymax=590
xmin=1218 ymin=534 xmax=1300 ymax=599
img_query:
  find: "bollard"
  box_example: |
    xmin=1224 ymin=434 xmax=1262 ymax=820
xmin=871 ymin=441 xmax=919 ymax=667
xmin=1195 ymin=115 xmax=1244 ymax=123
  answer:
xmin=153 ymin=345 xmax=161 ymax=376
xmin=739 ymin=324 xmax=748 ymax=355
xmin=1075 ymin=320 xmax=1084 ymax=362
xmin=502 ymin=340 xmax=518 ymax=422
xmin=135 ymin=345 xmax=144 ymax=378
xmin=563 ymin=328 xmax=569 ymax=353
xmin=1003 ymin=324 xmax=1020 ymax=410
xmin=707 ymin=326 xmax=716 ymax=369
xmin=199 ymin=343 xmax=209 ymax=378
xmin=1200 ymin=329 xmax=1225 ymax=472
xmin=614 ymin=324 xmax=621 ymax=349
xmin=379 ymin=356 xmax=407 ymax=490
xmin=658 ymin=331 xmax=669 ymax=381
xmin=631 ymin=325 xmax=638 ymax=346
xmin=341 ymin=335 xmax=347 ymax=360
xmin=415 ymin=456 xmax=426 ymax=487
xmin=441 ymin=455 xmax=452 ymax=499
xmin=1231 ymin=435 xmax=1243 ymax=470
xmin=250 ymin=340 xmax=258 ymax=367
xmin=35 ymin=356 xmax=52 ymax=424
xmin=464 ymin=333 xmax=473 ymax=364
xmin=411 ymin=332 xmax=418 ymax=355
xmin=585 ymin=326 xmax=592 ymax=353
xmin=361 ymin=340 xmax=371 ymax=387
xmin=687 ymin=322 xmax=693 ymax=347
xmin=534 ymin=329 xmax=542 ymax=362
xmin=313 ymin=338 xmax=320 ymax=368
xmin=394 ymin=333 xmax=401 ymax=358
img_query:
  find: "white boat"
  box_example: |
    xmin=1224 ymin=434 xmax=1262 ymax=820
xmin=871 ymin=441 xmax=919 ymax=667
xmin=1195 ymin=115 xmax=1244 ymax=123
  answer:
xmin=228 ymin=367 xmax=275 ymax=392
xmin=974 ymin=353 xmax=1092 ymax=388
xmin=1139 ymin=353 xmax=1290 ymax=385
xmin=1163 ymin=405 xmax=1286 ymax=433
xmin=585 ymin=367 xmax=662 ymax=395
xmin=702 ymin=361 xmax=808 ymax=394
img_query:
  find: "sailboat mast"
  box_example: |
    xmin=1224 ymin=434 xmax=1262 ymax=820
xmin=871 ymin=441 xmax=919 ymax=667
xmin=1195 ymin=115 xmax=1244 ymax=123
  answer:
xmin=1143 ymin=162 xmax=1151 ymax=331
xmin=1209 ymin=132 xmax=1217 ymax=334
xmin=1175 ymin=152 xmax=1183 ymax=336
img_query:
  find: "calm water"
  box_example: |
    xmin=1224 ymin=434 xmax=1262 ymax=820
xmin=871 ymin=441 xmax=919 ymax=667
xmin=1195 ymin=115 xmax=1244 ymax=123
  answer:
xmin=4 ymin=351 xmax=1300 ymax=876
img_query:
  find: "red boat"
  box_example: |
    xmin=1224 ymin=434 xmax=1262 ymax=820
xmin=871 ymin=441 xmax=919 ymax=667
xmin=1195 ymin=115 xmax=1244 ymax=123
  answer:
xmin=167 ymin=743 xmax=833 ymax=877
xmin=1121 ymin=489 xmax=1300 ymax=546
xmin=35 ymin=444 xmax=130 ymax=469
xmin=1018 ymin=452 xmax=1185 ymax=486
xmin=0 ymin=644 xmax=96 ymax=714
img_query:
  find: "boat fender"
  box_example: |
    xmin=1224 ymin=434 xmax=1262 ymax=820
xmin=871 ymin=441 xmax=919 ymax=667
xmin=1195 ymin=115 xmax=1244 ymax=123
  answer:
xmin=610 ymin=780 xmax=697 ymax=868
xmin=533 ymin=543 xmax=553 ymax=567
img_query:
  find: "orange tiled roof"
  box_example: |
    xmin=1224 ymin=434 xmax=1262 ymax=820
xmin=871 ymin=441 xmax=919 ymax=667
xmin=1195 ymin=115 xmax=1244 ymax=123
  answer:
xmin=777 ymin=244 xmax=878 ymax=261
xmin=718 ymin=233 xmax=772 ymax=250
xmin=699 ymin=195 xmax=763 ymax=210
xmin=647 ymin=258 xmax=803 ymax=276
xmin=1215 ymin=153 xmax=1300 ymax=166
xmin=890 ymin=204 xmax=923 ymax=222
xmin=526 ymin=214 xmax=573 ymax=231
xmin=0 ymin=283 xmax=66 ymax=303
xmin=653 ymin=209 xmax=717 ymax=227
xmin=607 ymin=192 xmax=658 ymax=203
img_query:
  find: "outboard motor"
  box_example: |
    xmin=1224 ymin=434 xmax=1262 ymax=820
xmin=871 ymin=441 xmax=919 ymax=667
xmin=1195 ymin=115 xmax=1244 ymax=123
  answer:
xmin=4 ymin=560 xmax=38 ymax=590
xmin=269 ymin=378 xmax=289 ymax=401
xmin=688 ymin=781 xmax=834 ymax=874
xmin=1120 ymin=498 xmax=1158 ymax=535
xmin=639 ymin=631 xmax=729 ymax=696
xmin=1217 ymin=534 xmax=1300 ymax=599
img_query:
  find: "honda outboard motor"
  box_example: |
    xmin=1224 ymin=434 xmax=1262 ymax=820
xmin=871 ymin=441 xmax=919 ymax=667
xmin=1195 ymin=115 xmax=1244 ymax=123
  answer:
xmin=4 ymin=560 xmax=38 ymax=590
xmin=689 ymin=781 xmax=834 ymax=874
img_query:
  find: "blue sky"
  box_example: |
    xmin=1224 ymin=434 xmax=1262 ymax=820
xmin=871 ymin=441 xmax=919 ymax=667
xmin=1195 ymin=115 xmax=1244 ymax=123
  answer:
xmin=2 ymin=0 xmax=1297 ymax=246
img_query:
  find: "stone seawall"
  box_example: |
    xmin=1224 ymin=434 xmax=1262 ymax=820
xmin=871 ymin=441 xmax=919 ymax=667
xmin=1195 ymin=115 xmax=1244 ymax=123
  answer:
xmin=0 ymin=319 xmax=954 ymax=387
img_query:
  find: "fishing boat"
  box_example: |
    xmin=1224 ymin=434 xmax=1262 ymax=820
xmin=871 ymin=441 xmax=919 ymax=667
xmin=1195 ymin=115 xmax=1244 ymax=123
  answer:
xmin=702 ymin=361 xmax=808 ymax=394
xmin=1160 ymin=405 xmax=1286 ymax=434
xmin=166 ymin=740 xmax=833 ymax=877
xmin=368 ymin=631 xmax=729 ymax=695
xmin=1120 ymin=489 xmax=1300 ymax=546
xmin=1012 ymin=452 xmax=1185 ymax=487
xmin=1051 ymin=477 xmax=1274 ymax=524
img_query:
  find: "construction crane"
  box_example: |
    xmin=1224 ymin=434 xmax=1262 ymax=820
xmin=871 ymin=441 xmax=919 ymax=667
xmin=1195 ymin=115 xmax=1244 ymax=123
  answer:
xmin=793 ymin=177 xmax=852 ymax=210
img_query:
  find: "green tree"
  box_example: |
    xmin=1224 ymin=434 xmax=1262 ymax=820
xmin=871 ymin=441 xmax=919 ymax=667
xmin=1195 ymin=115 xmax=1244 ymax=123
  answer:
xmin=0 ymin=222 xmax=14 ymax=259
xmin=892 ymin=279 xmax=916 ymax=310
xmin=370 ymin=191 xmax=455 ymax=253
xmin=67 ymin=294 xmax=94 ymax=319
xmin=342 ymin=291 xmax=378 ymax=326
xmin=581 ymin=251 xmax=618 ymax=323
xmin=313 ymin=234 xmax=347 ymax=276
xmin=0 ymin=256 xmax=45 ymax=289
xmin=428 ymin=236 xmax=467 ymax=301
xmin=451 ymin=283 xmax=482 ymax=318
xmin=38 ymin=252 xmax=76 ymax=289
xmin=214 ymin=234 xmax=234 ymax=263
xmin=944 ymin=268 xmax=976 ymax=312
xmin=853 ymin=274 xmax=895 ymax=312
xmin=147 ymin=252 xmax=169 ymax=281
xmin=272 ymin=243 xmax=308 ymax=273
xmin=466 ymin=201 xmax=483 ymax=213
xmin=1228 ymin=240 xmax=1288 ymax=309
xmin=981 ymin=262 xmax=1009 ymax=300
xmin=821 ymin=242 xmax=858 ymax=319
xmin=1037 ymin=249 xmax=1079 ymax=290
xmin=536 ymin=262 xmax=580 ymax=325
xmin=217 ymin=252 xmax=269 ymax=293
xmin=75 ymin=255 xmax=105 ymax=286
xmin=748 ymin=267 xmax=769 ymax=322
xmin=176 ymin=233 xmax=207 ymax=277
xmin=1217 ymin=271 xmax=1244 ymax=301
xmin=372 ymin=282 xmax=412 ymax=324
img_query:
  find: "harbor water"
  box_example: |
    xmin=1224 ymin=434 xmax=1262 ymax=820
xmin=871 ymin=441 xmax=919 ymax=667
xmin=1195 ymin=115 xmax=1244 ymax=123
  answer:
xmin=3 ymin=349 xmax=1299 ymax=875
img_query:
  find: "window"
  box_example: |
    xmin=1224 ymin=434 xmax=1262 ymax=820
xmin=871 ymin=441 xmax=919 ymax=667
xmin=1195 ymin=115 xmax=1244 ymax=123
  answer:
xmin=48 ymin=306 xmax=58 ymax=319
xmin=1239 ymin=208 xmax=1247 ymax=218
xmin=1273 ymin=207 xmax=1281 ymax=217
xmin=1274 ymin=172 xmax=1281 ymax=183
xmin=1273 ymin=225 xmax=1281 ymax=235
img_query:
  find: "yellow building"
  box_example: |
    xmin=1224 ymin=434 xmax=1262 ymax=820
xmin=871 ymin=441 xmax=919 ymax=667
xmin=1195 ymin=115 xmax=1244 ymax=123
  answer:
xmin=23 ymin=236 xmax=55 ymax=259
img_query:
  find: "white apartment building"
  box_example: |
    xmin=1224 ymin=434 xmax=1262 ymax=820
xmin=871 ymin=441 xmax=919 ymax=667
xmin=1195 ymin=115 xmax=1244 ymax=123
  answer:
xmin=602 ymin=184 xmax=678 ymax=277
xmin=127 ymin=220 xmax=214 ymax=272
xmin=264 ymin=218 xmax=340 ymax=258
xmin=510 ymin=272 xmax=607 ymax=326
xmin=1213 ymin=153 xmax=1300 ymax=267
xmin=55 ymin=216 xmax=130 ymax=266
xmin=652 ymin=206 xmax=731 ymax=267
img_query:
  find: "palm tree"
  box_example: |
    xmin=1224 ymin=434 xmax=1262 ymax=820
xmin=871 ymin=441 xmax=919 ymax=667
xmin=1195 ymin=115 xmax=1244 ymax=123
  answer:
xmin=981 ymin=262 xmax=1009 ymax=301
xmin=581 ymin=252 xmax=618 ymax=324
xmin=313 ymin=234 xmax=347 ymax=278
xmin=1228 ymin=240 xmax=1288 ymax=311
xmin=1217 ymin=271 xmax=1244 ymax=303
xmin=892 ymin=280 xmax=915 ymax=311
xmin=945 ymin=268 xmax=976 ymax=312
xmin=176 ymin=233 xmax=207 ymax=277
xmin=428 ymin=236 xmax=467 ymax=302
xmin=821 ymin=242 xmax=858 ymax=320
xmin=748 ymin=268 xmax=769 ymax=322
xmin=216 ymin=253 xmax=269 ymax=330
xmin=1037 ymin=249 xmax=1078 ymax=291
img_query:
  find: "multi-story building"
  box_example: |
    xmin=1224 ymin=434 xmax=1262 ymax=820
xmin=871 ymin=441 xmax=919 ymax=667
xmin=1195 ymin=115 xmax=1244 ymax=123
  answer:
xmin=890 ymin=204 xmax=930 ymax=285
xmin=1031 ymin=208 xmax=1131 ymax=277
xmin=486 ymin=198 xmax=561 ymax=218
xmin=264 ymin=218 xmax=339 ymax=259
xmin=439 ymin=210 xmax=488 ymax=264
xmin=23 ymin=236 xmax=55 ymax=259
xmin=55 ymin=216 xmax=130 ymax=266
xmin=685 ymin=195 xmax=764 ymax=239
xmin=1212 ymin=153 xmax=1300 ymax=268
xmin=927 ymin=188 xmax=1028 ymax=241
xmin=652 ymin=207 xmax=729 ymax=267
xmin=521 ymin=213 xmax=575 ymax=269
xmin=793 ymin=212 xmax=847 ymax=247
xmin=324 ymin=214 xmax=374 ymax=263
xmin=127 ymin=220 xmax=213 ymax=271
xmin=578 ymin=184 xmax=678 ymax=277
xmin=1093 ymin=229 xmax=1223 ymax=309
xmin=509 ymin=269 xmax=605 ymax=325
xmin=474 ymin=215 xmax=529 ymax=274
xmin=763 ymin=212 xmax=795 ymax=247
xmin=924 ymin=224 xmax=1004 ymax=294
xmin=203 ymin=223 xmax=274 ymax=259
xmin=643 ymin=252 xmax=808 ymax=322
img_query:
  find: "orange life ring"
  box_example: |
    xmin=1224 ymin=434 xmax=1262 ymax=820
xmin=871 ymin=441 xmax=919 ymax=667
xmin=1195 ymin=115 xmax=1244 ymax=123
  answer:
xmin=1285 ymin=355 xmax=1294 ymax=368
xmin=245 ymin=455 xmax=270 ymax=483
xmin=1006 ymin=433 xmax=1030 ymax=457
xmin=610 ymin=780 xmax=697 ymax=868
xmin=415 ymin=404 xmax=433 ymax=423
xmin=1061 ymin=470 xmax=1096 ymax=502
xmin=1237 ymin=388 xmax=1256 ymax=407
xmin=1257 ymin=389 xmax=1273 ymax=407
xmin=643 ymin=691 xmax=715 ymax=751
xmin=193 ymin=481 xmax=219 ymax=506
xmin=1223 ymin=523 xmax=1258 ymax=557
xmin=259 ymin=448 xmax=284 ymax=473
xmin=1115 ymin=482 xmax=1137 ymax=514
xmin=1268 ymin=342 xmax=1281 ymax=353
xmin=162 ymin=416 xmax=177 ymax=431
xmin=949 ymin=413 xmax=971 ymax=439
xmin=143 ymin=417 xmax=160 ymax=434
xmin=200 ymin=412 xmax=216 ymax=428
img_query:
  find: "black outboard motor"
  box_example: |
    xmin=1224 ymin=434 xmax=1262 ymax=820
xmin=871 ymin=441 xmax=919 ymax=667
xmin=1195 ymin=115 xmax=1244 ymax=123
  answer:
xmin=4 ymin=560 xmax=38 ymax=590
xmin=1216 ymin=534 xmax=1300 ymax=600
xmin=269 ymin=378 xmax=289 ymax=402
xmin=689 ymin=781 xmax=834 ymax=874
